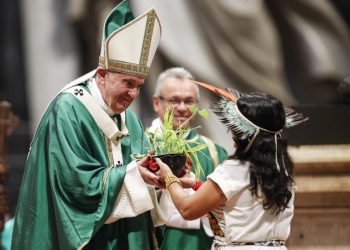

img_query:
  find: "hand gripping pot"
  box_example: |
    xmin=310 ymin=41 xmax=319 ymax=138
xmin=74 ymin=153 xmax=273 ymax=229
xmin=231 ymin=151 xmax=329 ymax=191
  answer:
xmin=148 ymin=153 xmax=187 ymax=177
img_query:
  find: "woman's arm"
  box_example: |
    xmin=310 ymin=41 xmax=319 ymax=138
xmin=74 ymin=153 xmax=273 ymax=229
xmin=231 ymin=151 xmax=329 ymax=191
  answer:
xmin=156 ymin=158 xmax=227 ymax=220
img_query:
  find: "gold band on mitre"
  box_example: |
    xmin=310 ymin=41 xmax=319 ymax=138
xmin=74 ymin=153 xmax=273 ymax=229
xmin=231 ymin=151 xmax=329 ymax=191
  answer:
xmin=99 ymin=57 xmax=149 ymax=78
xmin=99 ymin=2 xmax=161 ymax=79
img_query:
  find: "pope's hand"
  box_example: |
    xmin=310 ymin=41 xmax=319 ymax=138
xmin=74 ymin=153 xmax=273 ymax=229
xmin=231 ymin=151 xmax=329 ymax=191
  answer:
xmin=137 ymin=155 xmax=163 ymax=188
xmin=178 ymin=171 xmax=196 ymax=189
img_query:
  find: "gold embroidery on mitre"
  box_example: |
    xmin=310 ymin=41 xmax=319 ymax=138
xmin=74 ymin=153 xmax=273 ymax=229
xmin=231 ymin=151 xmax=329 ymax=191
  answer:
xmin=99 ymin=9 xmax=160 ymax=78
xmin=99 ymin=57 xmax=149 ymax=78
xmin=140 ymin=10 xmax=155 ymax=66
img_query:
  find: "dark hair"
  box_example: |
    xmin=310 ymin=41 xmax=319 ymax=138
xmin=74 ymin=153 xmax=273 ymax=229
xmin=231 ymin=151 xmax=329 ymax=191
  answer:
xmin=232 ymin=93 xmax=294 ymax=214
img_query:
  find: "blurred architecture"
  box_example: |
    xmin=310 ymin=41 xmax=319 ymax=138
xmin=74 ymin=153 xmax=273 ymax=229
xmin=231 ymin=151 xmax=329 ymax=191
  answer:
xmin=1 ymin=0 xmax=349 ymax=248
xmin=0 ymin=102 xmax=19 ymax=248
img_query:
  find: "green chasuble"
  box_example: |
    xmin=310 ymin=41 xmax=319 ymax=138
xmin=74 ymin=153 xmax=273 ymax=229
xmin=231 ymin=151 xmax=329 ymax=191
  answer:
xmin=12 ymin=86 xmax=156 ymax=250
xmin=160 ymin=130 xmax=228 ymax=250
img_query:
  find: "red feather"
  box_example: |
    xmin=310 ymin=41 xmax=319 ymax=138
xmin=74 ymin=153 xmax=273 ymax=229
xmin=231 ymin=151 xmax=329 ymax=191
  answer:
xmin=192 ymin=81 xmax=237 ymax=102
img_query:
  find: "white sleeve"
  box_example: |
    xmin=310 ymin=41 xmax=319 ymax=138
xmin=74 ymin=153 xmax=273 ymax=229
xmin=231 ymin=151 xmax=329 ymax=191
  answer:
xmin=148 ymin=186 xmax=167 ymax=227
xmin=159 ymin=189 xmax=201 ymax=230
xmin=105 ymin=161 xmax=154 ymax=224
xmin=207 ymin=161 xmax=249 ymax=200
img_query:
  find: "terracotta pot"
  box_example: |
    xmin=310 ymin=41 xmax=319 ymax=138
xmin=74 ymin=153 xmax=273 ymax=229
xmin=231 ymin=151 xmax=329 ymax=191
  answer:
xmin=153 ymin=153 xmax=187 ymax=177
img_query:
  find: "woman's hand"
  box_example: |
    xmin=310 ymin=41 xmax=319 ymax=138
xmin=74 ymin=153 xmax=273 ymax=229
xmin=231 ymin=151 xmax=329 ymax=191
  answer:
xmin=156 ymin=158 xmax=196 ymax=188
xmin=155 ymin=158 xmax=173 ymax=179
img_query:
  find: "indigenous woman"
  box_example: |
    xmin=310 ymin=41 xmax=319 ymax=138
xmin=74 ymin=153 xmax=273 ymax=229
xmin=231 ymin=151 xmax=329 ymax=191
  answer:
xmin=156 ymin=84 xmax=308 ymax=249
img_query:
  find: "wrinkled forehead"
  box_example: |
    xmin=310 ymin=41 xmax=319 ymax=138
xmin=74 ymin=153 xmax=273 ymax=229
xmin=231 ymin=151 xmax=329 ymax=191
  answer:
xmin=109 ymin=71 xmax=145 ymax=84
xmin=162 ymin=78 xmax=199 ymax=99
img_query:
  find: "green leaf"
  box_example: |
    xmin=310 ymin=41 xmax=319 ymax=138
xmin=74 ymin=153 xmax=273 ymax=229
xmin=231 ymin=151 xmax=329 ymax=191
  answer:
xmin=187 ymin=144 xmax=208 ymax=153
xmin=136 ymin=106 xmax=210 ymax=178
xmin=198 ymin=109 xmax=208 ymax=119
xmin=130 ymin=153 xmax=146 ymax=160
xmin=189 ymin=104 xmax=198 ymax=113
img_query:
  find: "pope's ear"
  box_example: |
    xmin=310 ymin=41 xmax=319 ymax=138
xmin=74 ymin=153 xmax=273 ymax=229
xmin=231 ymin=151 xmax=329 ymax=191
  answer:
xmin=97 ymin=67 xmax=107 ymax=78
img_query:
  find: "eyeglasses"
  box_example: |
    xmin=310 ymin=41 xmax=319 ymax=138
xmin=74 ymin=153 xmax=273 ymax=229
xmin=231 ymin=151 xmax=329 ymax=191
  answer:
xmin=158 ymin=95 xmax=197 ymax=107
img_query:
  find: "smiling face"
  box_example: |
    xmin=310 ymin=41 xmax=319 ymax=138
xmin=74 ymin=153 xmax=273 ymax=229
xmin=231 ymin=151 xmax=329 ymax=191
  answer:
xmin=153 ymin=77 xmax=198 ymax=130
xmin=96 ymin=67 xmax=145 ymax=114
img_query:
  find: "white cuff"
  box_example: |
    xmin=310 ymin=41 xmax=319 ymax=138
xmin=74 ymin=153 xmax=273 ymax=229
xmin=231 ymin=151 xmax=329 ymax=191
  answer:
xmin=148 ymin=187 xmax=167 ymax=227
xmin=159 ymin=189 xmax=214 ymax=236
xmin=159 ymin=189 xmax=200 ymax=229
xmin=105 ymin=161 xmax=154 ymax=224
xmin=201 ymin=216 xmax=214 ymax=237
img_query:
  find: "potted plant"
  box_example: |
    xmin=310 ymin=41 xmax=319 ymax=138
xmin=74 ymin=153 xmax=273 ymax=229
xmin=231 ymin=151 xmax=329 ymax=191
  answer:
xmin=133 ymin=105 xmax=209 ymax=177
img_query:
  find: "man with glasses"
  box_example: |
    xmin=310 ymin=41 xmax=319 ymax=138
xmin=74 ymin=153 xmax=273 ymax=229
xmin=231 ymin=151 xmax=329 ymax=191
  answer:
xmin=148 ymin=67 xmax=228 ymax=250
xmin=12 ymin=2 xmax=164 ymax=249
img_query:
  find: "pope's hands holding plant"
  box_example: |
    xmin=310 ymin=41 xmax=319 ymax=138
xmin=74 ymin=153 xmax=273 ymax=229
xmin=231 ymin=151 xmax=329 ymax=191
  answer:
xmin=136 ymin=154 xmax=164 ymax=188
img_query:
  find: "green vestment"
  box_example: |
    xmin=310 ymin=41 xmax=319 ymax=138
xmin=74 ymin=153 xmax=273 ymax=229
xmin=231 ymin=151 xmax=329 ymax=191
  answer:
xmin=12 ymin=85 xmax=156 ymax=250
xmin=160 ymin=130 xmax=228 ymax=250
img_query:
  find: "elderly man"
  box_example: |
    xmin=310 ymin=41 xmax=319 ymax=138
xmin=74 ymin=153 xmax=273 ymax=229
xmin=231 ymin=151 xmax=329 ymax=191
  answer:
xmin=148 ymin=67 xmax=228 ymax=250
xmin=12 ymin=1 xmax=164 ymax=249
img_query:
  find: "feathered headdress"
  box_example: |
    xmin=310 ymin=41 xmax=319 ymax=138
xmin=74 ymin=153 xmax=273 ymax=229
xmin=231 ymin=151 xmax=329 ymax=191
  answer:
xmin=193 ymin=81 xmax=308 ymax=137
xmin=193 ymin=80 xmax=308 ymax=175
